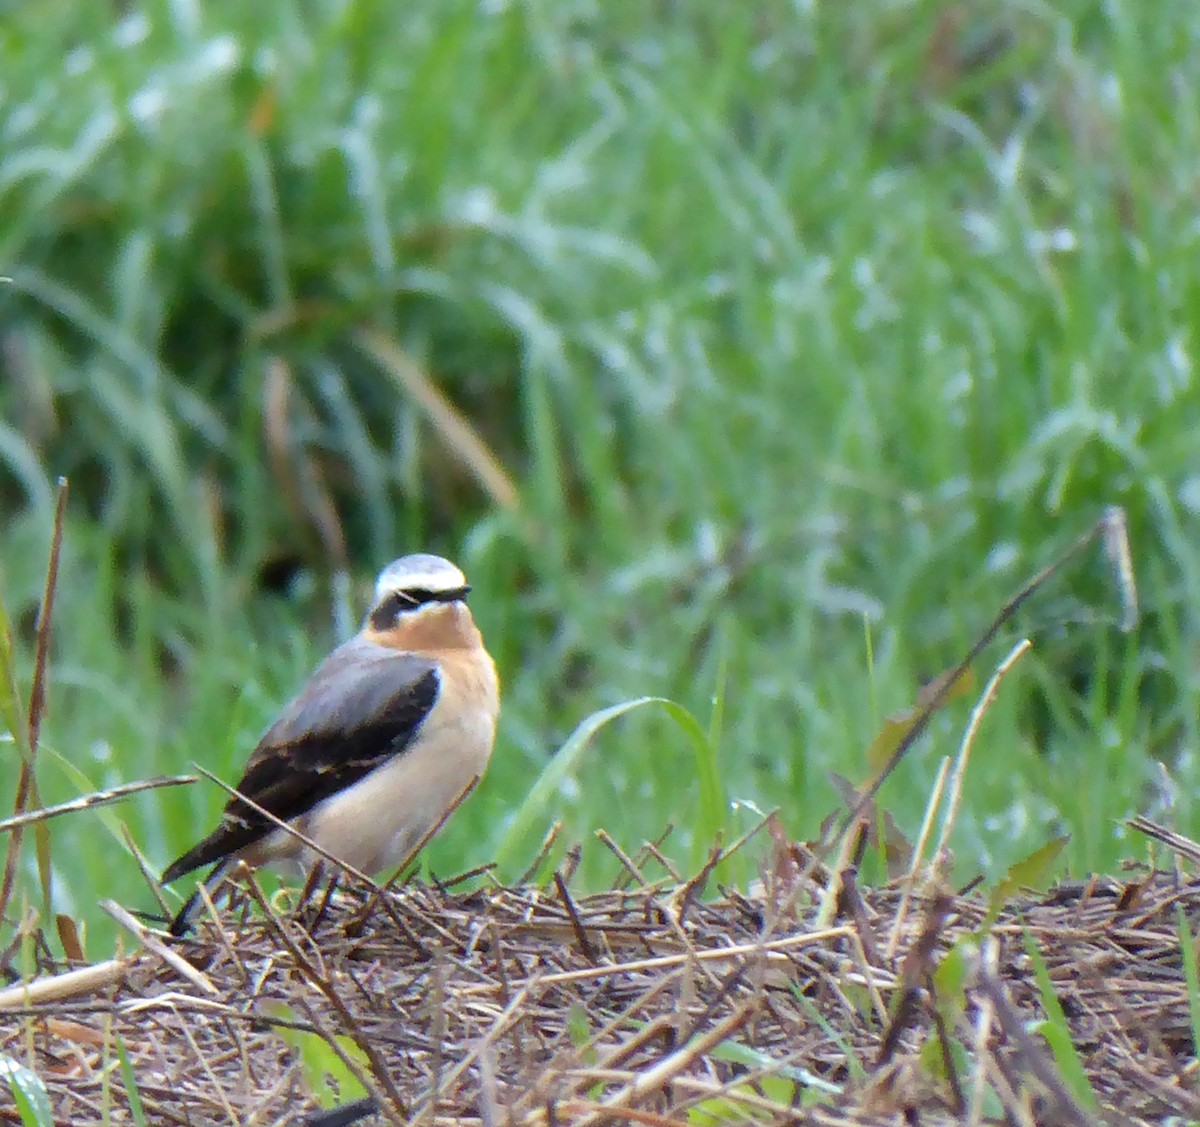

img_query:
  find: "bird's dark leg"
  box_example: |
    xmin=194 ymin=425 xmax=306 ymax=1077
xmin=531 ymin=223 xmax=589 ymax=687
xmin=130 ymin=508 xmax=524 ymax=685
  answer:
xmin=168 ymin=858 xmax=232 ymax=937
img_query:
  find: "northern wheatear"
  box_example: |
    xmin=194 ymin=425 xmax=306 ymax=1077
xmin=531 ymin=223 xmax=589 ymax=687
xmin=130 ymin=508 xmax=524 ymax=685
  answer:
xmin=162 ymin=554 xmax=499 ymax=936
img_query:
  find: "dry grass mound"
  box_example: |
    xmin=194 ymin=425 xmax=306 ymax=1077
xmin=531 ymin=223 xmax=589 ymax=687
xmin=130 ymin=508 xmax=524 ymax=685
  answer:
xmin=2 ymin=850 xmax=1199 ymax=1126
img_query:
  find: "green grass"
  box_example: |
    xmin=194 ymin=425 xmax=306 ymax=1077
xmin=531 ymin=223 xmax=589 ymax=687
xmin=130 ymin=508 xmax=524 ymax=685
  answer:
xmin=2 ymin=0 xmax=1199 ymax=954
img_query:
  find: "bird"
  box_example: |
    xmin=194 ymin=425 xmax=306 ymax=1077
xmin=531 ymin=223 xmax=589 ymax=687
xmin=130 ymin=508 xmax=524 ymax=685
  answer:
xmin=162 ymin=553 xmax=499 ymax=937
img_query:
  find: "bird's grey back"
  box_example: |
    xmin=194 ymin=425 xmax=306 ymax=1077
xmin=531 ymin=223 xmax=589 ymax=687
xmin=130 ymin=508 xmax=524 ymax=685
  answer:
xmin=263 ymin=636 xmax=438 ymax=746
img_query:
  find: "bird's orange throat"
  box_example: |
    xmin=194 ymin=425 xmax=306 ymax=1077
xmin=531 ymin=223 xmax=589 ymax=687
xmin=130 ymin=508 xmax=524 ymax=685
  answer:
xmin=365 ymin=601 xmax=484 ymax=653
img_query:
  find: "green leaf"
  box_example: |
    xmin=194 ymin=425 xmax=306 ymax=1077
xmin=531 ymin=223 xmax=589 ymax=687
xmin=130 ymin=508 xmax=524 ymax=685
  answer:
xmin=115 ymin=1035 xmax=147 ymax=1127
xmin=982 ymin=836 xmax=1069 ymax=930
xmin=1176 ymin=905 xmax=1200 ymax=1063
xmin=2 ymin=1054 xmax=53 ymax=1127
xmin=42 ymin=750 xmax=132 ymax=848
xmin=1023 ymin=930 xmax=1096 ymax=1112
xmin=687 ymin=1072 xmax=797 ymax=1124
xmin=565 ymin=1002 xmax=591 ymax=1050
xmin=931 ymin=938 xmax=973 ymax=1028
xmin=267 ymin=1003 xmax=368 ymax=1107
xmin=786 ymin=981 xmax=864 ymax=1084
xmin=864 ymin=665 xmax=975 ymax=774
xmin=688 ymin=1095 xmax=751 ymax=1125
xmin=709 ymin=1037 xmax=841 ymax=1095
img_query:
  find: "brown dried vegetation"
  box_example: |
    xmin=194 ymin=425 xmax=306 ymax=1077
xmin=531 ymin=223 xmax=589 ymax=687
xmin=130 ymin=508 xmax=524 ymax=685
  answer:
xmin=3 ymin=840 xmax=1200 ymax=1127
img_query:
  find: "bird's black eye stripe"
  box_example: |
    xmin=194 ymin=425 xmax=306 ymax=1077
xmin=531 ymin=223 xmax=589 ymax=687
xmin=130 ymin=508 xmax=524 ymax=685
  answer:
xmin=369 ymin=585 xmax=471 ymax=630
xmin=404 ymin=586 xmax=470 ymax=606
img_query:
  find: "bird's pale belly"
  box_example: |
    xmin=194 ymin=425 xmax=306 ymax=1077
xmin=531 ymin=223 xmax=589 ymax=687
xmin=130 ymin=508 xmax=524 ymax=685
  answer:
xmin=257 ymin=711 xmax=495 ymax=876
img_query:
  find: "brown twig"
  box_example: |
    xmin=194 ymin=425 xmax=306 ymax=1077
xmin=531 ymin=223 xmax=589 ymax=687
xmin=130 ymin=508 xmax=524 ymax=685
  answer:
xmin=836 ymin=507 xmax=1136 ymax=843
xmin=0 ymin=775 xmax=197 ymax=836
xmin=0 ymin=477 xmax=68 ymax=923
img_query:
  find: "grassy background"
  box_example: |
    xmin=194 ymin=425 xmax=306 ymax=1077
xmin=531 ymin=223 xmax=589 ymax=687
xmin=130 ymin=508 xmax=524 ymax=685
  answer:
xmin=2 ymin=0 xmax=1198 ymax=955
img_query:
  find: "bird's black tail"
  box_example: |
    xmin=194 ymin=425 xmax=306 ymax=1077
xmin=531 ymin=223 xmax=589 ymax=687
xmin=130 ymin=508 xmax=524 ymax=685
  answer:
xmin=168 ymin=858 xmax=233 ymax=937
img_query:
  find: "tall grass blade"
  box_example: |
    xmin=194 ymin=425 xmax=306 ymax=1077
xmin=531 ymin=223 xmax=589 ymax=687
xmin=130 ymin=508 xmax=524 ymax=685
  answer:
xmin=1022 ymin=929 xmax=1097 ymax=1112
xmin=496 ymin=697 xmax=663 ymax=873
xmin=1175 ymin=905 xmax=1200 ymax=1065
xmin=115 ymin=1035 xmax=147 ymax=1127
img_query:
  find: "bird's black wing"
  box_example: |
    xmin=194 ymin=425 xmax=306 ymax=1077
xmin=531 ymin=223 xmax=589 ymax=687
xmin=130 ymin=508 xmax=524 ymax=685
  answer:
xmin=162 ymin=639 xmax=439 ymax=884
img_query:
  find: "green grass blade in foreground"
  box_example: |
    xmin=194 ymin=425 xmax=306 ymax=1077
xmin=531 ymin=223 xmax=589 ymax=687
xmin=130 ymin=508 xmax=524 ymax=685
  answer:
xmin=43 ymin=750 xmax=144 ymax=850
xmin=1022 ymin=929 xmax=1097 ymax=1113
xmin=2 ymin=1053 xmax=52 ymax=1127
xmin=657 ymin=699 xmax=725 ymax=868
xmin=1175 ymin=905 xmax=1200 ymax=1064
xmin=495 ymin=697 xmax=669 ymax=875
xmin=266 ymin=1002 xmax=369 ymax=1108
xmin=115 ymin=1035 xmax=146 ymax=1127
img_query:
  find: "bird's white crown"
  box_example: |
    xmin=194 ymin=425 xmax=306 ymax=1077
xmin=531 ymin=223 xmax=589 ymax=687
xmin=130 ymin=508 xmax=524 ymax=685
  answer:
xmin=374 ymin=554 xmax=468 ymax=602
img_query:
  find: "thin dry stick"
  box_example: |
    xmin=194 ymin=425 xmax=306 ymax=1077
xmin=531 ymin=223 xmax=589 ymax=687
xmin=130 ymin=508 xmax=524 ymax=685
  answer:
xmin=886 ymin=755 xmax=951 ymax=961
xmin=100 ymin=900 xmax=218 ymax=997
xmin=638 ymin=837 xmax=682 ymax=882
xmin=192 ymin=877 xmax=228 ymax=937
xmin=0 ymin=775 xmax=197 ymax=835
xmin=553 ymin=871 xmax=598 ymax=963
xmin=845 ymin=921 xmax=890 ymax=1027
xmin=349 ymin=776 xmax=482 ymax=929
xmin=557 ymin=1101 xmax=690 ymax=1127
xmin=596 ymin=829 xmax=649 ymax=889
xmin=381 ymin=775 xmax=481 ymax=892
xmin=968 ymin=937 xmax=1000 ymax=1127
xmin=590 ymin=1014 xmax=677 ymax=1077
xmin=593 ymin=1052 xmax=816 ymax=1120
xmin=814 ymin=815 xmax=869 ymax=929
xmin=515 ymin=821 xmax=563 ymax=886
xmin=565 ymin=1001 xmax=756 ymax=1127
xmin=456 ymin=928 xmax=854 ymax=996
xmin=706 ymin=806 xmax=782 ymax=872
xmin=980 ymin=1049 xmax=1038 ymax=1127
xmin=572 ymin=969 xmax=689 ymax=1069
xmin=174 ymin=1008 xmax=241 ymax=1126
xmin=1126 ymin=816 xmax=1200 ymax=865
xmin=434 ymin=860 xmax=497 ymax=891
xmin=975 ymin=956 xmax=1098 ymax=1127
xmin=121 ymin=824 xmax=175 ymax=924
xmin=356 ymin=327 xmax=520 ymax=511
xmin=478 ymin=1043 xmax=500 ymax=1127
xmin=933 ymin=638 xmax=1032 ymax=863
xmin=241 ymin=877 xmax=407 ymax=1124
xmin=0 ymin=958 xmax=130 ymax=1009
xmin=294 ymin=997 xmax=397 ymax=1125
xmin=836 ymin=508 xmax=1136 ymax=845
xmin=424 ymin=947 xmax=446 ymax=1127
xmin=670 ymin=842 xmax=723 ymax=920
xmin=0 ymin=478 xmax=68 ymax=924
xmin=423 ymin=980 xmax=536 ymax=1109
xmin=26 ymin=477 xmax=67 ymax=753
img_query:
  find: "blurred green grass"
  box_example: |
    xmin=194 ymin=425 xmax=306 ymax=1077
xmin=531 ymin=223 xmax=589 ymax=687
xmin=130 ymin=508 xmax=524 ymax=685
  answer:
xmin=2 ymin=0 xmax=1199 ymax=954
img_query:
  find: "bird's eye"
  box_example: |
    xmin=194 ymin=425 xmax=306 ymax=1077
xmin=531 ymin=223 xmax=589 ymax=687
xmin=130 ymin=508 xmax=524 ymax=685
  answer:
xmin=368 ymin=592 xmax=408 ymax=630
xmin=369 ymin=586 xmax=469 ymax=631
